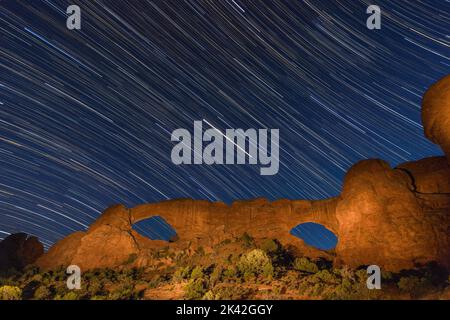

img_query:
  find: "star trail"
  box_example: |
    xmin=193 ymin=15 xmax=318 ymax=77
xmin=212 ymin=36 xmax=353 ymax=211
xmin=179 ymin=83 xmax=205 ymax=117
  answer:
xmin=0 ymin=0 xmax=448 ymax=248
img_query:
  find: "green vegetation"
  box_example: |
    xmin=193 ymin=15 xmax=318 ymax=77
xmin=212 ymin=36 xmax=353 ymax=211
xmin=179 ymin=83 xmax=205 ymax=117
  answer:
xmin=185 ymin=279 xmax=207 ymax=299
xmin=0 ymin=285 xmax=22 ymax=300
xmin=260 ymin=239 xmax=279 ymax=253
xmin=0 ymin=239 xmax=448 ymax=300
xmin=190 ymin=266 xmax=204 ymax=280
xmin=293 ymin=257 xmax=319 ymax=274
xmin=237 ymin=249 xmax=274 ymax=280
xmin=240 ymin=232 xmax=255 ymax=249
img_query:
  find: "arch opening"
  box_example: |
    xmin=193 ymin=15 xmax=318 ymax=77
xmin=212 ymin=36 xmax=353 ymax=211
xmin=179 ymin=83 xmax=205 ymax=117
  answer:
xmin=290 ymin=222 xmax=338 ymax=250
xmin=132 ymin=215 xmax=178 ymax=242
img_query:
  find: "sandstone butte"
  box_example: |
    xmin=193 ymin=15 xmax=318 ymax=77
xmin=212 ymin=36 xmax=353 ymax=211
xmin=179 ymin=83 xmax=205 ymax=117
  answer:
xmin=34 ymin=74 xmax=450 ymax=272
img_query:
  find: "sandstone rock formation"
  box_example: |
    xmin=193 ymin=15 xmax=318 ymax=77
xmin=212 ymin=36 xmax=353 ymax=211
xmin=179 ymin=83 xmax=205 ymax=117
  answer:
xmin=36 ymin=74 xmax=450 ymax=272
xmin=0 ymin=233 xmax=44 ymax=272
xmin=36 ymin=199 xmax=332 ymax=270
xmin=334 ymin=157 xmax=450 ymax=270
xmin=422 ymin=74 xmax=450 ymax=162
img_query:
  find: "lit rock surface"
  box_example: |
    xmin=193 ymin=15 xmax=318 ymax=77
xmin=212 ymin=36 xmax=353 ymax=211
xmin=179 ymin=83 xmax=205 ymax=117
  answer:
xmin=422 ymin=74 xmax=450 ymax=162
xmin=36 ymin=75 xmax=450 ymax=272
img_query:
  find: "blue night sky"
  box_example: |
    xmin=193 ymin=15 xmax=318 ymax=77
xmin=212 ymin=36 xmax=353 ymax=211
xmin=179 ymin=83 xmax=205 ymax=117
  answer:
xmin=0 ymin=0 xmax=448 ymax=249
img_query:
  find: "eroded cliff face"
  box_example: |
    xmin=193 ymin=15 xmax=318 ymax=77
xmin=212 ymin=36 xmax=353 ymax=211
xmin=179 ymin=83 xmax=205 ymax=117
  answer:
xmin=36 ymin=75 xmax=450 ymax=272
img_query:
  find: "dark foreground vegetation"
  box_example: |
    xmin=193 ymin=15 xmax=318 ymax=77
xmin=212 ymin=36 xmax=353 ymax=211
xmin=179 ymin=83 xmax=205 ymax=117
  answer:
xmin=1 ymin=235 xmax=449 ymax=300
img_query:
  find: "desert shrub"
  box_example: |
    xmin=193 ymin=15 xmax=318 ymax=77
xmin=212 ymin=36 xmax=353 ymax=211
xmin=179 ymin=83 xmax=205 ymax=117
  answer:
xmin=354 ymin=269 xmax=369 ymax=282
xmin=299 ymin=279 xmax=326 ymax=297
xmin=272 ymin=285 xmax=287 ymax=297
xmin=147 ymin=275 xmax=163 ymax=288
xmin=240 ymin=232 xmax=254 ymax=249
xmin=237 ymin=249 xmax=274 ymax=279
xmin=397 ymin=276 xmax=430 ymax=294
xmin=260 ymin=239 xmax=279 ymax=253
xmin=107 ymin=284 xmax=136 ymax=300
xmin=327 ymin=278 xmax=373 ymax=300
xmin=87 ymin=279 xmax=104 ymax=296
xmin=335 ymin=266 xmax=355 ymax=280
xmin=202 ymin=290 xmax=217 ymax=300
xmin=209 ymin=266 xmax=222 ymax=285
xmin=212 ymin=284 xmax=252 ymax=300
xmin=314 ymin=270 xmax=340 ymax=284
xmin=330 ymin=278 xmax=353 ymax=299
xmin=173 ymin=266 xmax=191 ymax=282
xmin=0 ymin=285 xmax=22 ymax=300
xmin=222 ymin=266 xmax=237 ymax=279
xmin=55 ymin=291 xmax=78 ymax=300
xmin=260 ymin=239 xmax=292 ymax=267
xmin=184 ymin=279 xmax=207 ymax=300
xmin=34 ymin=285 xmax=51 ymax=300
xmin=190 ymin=266 xmax=204 ymax=280
xmin=398 ymin=276 xmax=417 ymax=292
xmin=293 ymin=257 xmax=319 ymax=274
xmin=381 ymin=270 xmax=394 ymax=281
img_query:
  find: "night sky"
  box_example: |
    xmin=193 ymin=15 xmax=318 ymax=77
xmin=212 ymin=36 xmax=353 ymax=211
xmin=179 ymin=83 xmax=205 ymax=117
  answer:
xmin=0 ymin=1 xmax=448 ymax=249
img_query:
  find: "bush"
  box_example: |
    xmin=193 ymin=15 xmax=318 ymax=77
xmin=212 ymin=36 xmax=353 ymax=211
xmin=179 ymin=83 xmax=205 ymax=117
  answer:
xmin=237 ymin=249 xmax=274 ymax=279
xmin=55 ymin=291 xmax=78 ymax=300
xmin=293 ymin=257 xmax=319 ymax=274
xmin=107 ymin=284 xmax=136 ymax=300
xmin=397 ymin=276 xmax=426 ymax=293
xmin=240 ymin=232 xmax=254 ymax=249
xmin=222 ymin=266 xmax=237 ymax=279
xmin=0 ymin=285 xmax=22 ymax=300
xmin=314 ymin=270 xmax=339 ymax=284
xmin=34 ymin=285 xmax=51 ymax=300
xmin=202 ymin=290 xmax=218 ymax=300
xmin=212 ymin=284 xmax=252 ymax=300
xmin=185 ymin=279 xmax=207 ymax=300
xmin=260 ymin=239 xmax=279 ymax=253
xmin=190 ymin=266 xmax=204 ymax=280
xmin=210 ymin=266 xmax=222 ymax=285
xmin=87 ymin=279 xmax=104 ymax=296
xmin=173 ymin=266 xmax=191 ymax=281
